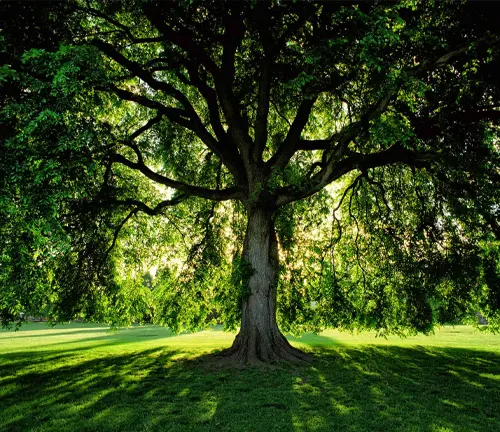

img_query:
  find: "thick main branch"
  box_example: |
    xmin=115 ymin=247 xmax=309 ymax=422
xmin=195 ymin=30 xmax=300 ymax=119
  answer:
xmin=112 ymin=154 xmax=244 ymax=201
xmin=94 ymin=40 xmax=244 ymax=179
xmin=276 ymin=144 xmax=433 ymax=206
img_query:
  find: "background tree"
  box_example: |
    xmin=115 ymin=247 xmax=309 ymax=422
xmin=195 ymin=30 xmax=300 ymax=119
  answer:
xmin=1 ymin=0 xmax=499 ymax=364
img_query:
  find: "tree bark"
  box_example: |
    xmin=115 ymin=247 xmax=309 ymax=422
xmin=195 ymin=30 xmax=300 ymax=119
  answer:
xmin=220 ymin=207 xmax=311 ymax=365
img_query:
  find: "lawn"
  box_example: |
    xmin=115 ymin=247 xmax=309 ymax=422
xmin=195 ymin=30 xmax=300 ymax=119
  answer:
xmin=1 ymin=324 xmax=499 ymax=432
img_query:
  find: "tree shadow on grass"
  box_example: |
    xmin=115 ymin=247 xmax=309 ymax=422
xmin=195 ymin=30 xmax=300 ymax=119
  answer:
xmin=286 ymin=346 xmax=500 ymax=431
xmin=0 ymin=323 xmax=175 ymax=341
xmin=0 ymin=345 xmax=499 ymax=432
xmin=0 ymin=328 xmax=118 ymax=340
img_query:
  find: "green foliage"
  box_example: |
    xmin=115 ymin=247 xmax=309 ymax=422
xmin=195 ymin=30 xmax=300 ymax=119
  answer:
xmin=276 ymin=163 xmax=498 ymax=336
xmin=0 ymin=47 xmax=101 ymax=325
xmin=1 ymin=0 xmax=499 ymax=337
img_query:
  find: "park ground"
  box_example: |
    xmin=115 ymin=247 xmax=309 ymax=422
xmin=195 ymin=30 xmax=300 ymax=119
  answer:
xmin=0 ymin=324 xmax=499 ymax=432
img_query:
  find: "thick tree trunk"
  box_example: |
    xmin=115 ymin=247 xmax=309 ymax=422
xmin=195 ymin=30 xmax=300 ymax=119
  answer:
xmin=221 ymin=207 xmax=310 ymax=365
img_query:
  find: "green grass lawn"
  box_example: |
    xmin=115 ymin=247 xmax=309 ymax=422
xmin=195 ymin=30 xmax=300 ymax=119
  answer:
xmin=1 ymin=324 xmax=499 ymax=432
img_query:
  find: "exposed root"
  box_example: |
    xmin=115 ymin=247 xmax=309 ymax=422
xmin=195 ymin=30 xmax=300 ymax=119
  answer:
xmin=213 ymin=331 xmax=314 ymax=368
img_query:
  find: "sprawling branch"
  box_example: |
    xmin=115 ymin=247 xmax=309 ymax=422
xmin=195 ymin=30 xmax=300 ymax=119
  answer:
xmin=277 ymin=104 xmax=500 ymax=206
xmin=287 ymin=39 xmax=494 ymax=167
xmin=121 ymin=113 xmax=163 ymax=164
xmin=268 ymin=69 xmax=387 ymax=171
xmin=145 ymin=57 xmax=246 ymax=180
xmin=96 ymin=6 xmax=250 ymax=180
xmin=253 ymin=6 xmax=274 ymax=159
xmin=215 ymin=7 xmax=255 ymax=167
xmin=93 ymin=40 xmax=193 ymax=105
xmin=76 ymin=5 xmax=166 ymax=45
xmin=276 ymin=144 xmax=433 ymax=206
xmin=112 ymin=153 xmax=244 ymax=201
xmin=109 ymin=194 xmax=187 ymax=216
xmin=143 ymin=4 xmax=219 ymax=75
xmin=101 ymin=85 xmax=191 ymax=128
xmin=221 ymin=5 xmax=245 ymax=87
xmin=96 ymin=45 xmax=224 ymax=158
xmin=254 ymin=56 xmax=272 ymax=159
xmin=100 ymin=193 xmax=187 ymax=266
xmin=413 ymin=36 xmax=499 ymax=75
xmin=94 ymin=42 xmax=243 ymax=178
xmin=129 ymin=112 xmax=163 ymax=141
xmin=296 ymin=139 xmax=331 ymax=151
xmin=184 ymin=62 xmax=226 ymax=143
xmin=267 ymin=97 xmax=318 ymax=169
xmin=182 ymin=61 xmax=246 ymax=179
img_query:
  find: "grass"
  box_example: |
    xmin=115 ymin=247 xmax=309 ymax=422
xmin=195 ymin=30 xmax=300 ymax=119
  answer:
xmin=1 ymin=324 xmax=499 ymax=432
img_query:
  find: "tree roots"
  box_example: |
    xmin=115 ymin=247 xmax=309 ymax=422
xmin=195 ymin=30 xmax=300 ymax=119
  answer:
xmin=214 ymin=329 xmax=314 ymax=367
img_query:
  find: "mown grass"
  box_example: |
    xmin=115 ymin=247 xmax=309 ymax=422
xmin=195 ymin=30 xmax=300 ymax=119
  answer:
xmin=1 ymin=324 xmax=499 ymax=432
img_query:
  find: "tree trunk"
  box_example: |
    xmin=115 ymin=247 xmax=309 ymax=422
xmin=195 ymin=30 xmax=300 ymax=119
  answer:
xmin=221 ymin=207 xmax=311 ymax=365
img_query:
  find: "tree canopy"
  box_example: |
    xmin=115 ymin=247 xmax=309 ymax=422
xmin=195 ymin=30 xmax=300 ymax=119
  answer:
xmin=1 ymin=0 xmax=499 ymax=363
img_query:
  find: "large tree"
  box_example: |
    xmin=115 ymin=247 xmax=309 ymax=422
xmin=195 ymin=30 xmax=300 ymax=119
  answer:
xmin=1 ymin=0 xmax=499 ymax=364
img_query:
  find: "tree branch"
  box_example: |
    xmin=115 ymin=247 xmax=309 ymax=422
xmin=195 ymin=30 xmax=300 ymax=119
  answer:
xmin=129 ymin=112 xmax=163 ymax=141
xmin=76 ymin=5 xmax=166 ymax=45
xmin=94 ymin=43 xmax=243 ymax=179
xmin=93 ymin=39 xmax=194 ymax=106
xmin=140 ymin=6 xmax=252 ymax=175
xmin=214 ymin=6 xmax=255 ymax=169
xmin=254 ymin=56 xmax=272 ymax=159
xmin=100 ymin=193 xmax=187 ymax=267
xmin=109 ymin=194 xmax=187 ymax=216
xmin=413 ymin=37 xmax=499 ymax=75
xmin=112 ymin=153 xmax=244 ymax=201
xmin=95 ymin=39 xmax=213 ymax=134
xmin=414 ymin=109 xmax=500 ymax=139
xmin=182 ymin=61 xmax=247 ymax=180
xmin=252 ymin=6 xmax=274 ymax=159
xmin=296 ymin=138 xmax=333 ymax=151
xmin=280 ymin=103 xmax=500 ymax=206
xmin=102 ymin=208 xmax=138 ymax=264
xmin=267 ymin=96 xmax=318 ymax=169
xmin=142 ymin=4 xmax=219 ymax=75
xmin=122 ymin=113 xmax=164 ymax=164
xmin=102 ymin=85 xmax=191 ymax=129
xmin=184 ymin=61 xmax=226 ymax=143
xmin=276 ymin=143 xmax=433 ymax=206
xmin=290 ymin=38 xmax=498 ymax=173
xmin=221 ymin=5 xmax=245 ymax=86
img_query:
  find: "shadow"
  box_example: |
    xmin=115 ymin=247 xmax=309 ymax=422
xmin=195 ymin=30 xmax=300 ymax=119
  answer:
xmin=1 ymin=343 xmax=499 ymax=431
xmin=0 ymin=322 xmax=106 ymax=333
xmin=0 ymin=324 xmax=180 ymax=352
xmin=0 ymin=328 xmax=117 ymax=339
xmin=284 ymin=346 xmax=500 ymax=431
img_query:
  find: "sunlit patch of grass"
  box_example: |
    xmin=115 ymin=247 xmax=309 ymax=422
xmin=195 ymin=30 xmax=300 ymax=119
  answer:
xmin=0 ymin=324 xmax=499 ymax=431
